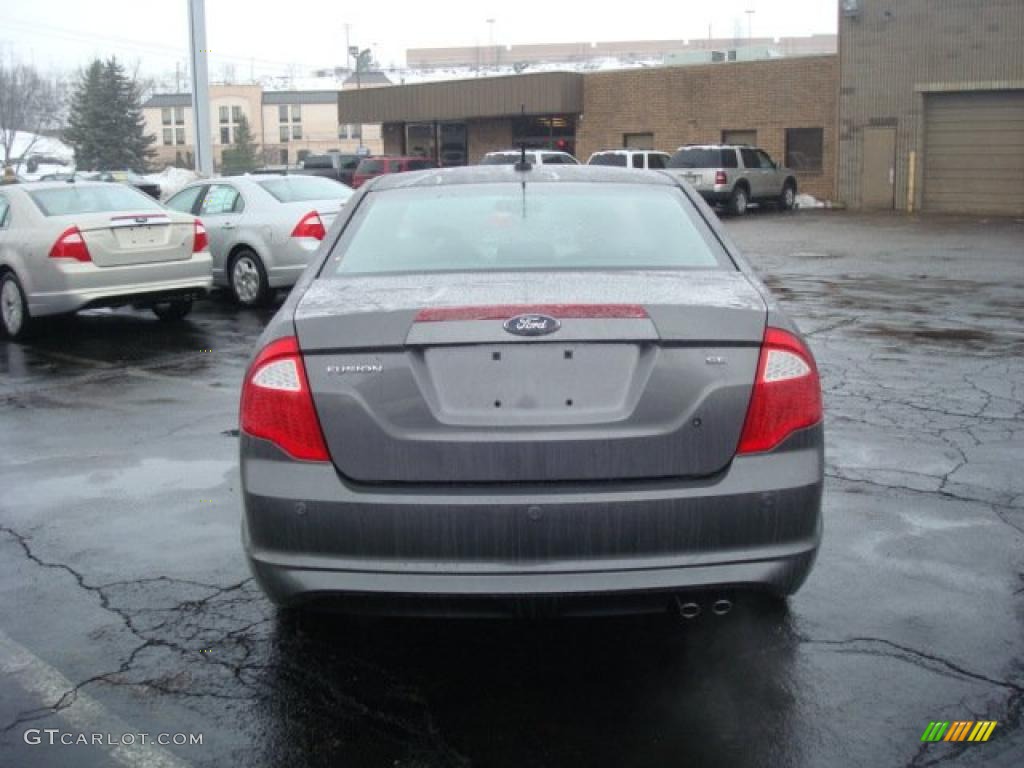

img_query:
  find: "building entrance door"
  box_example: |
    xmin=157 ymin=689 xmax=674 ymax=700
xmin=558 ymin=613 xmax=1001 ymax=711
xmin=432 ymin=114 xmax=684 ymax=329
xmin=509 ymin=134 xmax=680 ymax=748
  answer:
xmin=861 ymin=126 xmax=896 ymax=209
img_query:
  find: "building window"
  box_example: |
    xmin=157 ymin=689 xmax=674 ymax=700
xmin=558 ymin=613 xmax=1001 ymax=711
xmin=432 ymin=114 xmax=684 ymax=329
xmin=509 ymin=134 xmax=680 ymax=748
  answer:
xmin=279 ymin=148 xmax=288 ymax=164
xmin=220 ymin=127 xmax=230 ymax=144
xmin=279 ymin=125 xmax=289 ymax=142
xmin=162 ymin=108 xmax=172 ymax=126
xmin=219 ymin=106 xmax=229 ymax=124
xmin=231 ymin=106 xmax=242 ymax=123
xmin=785 ymin=128 xmax=824 ymax=172
xmin=278 ymin=105 xmax=288 ymax=123
xmin=174 ymin=106 xmax=185 ymax=124
xmin=291 ymin=105 xmax=301 ymax=123
xmin=175 ymin=128 xmax=185 ymax=145
xmin=292 ymin=125 xmax=302 ymax=140
xmin=722 ymin=129 xmax=757 ymax=146
xmin=623 ymin=133 xmax=653 ymax=150
xmin=163 ymin=128 xmax=173 ymax=145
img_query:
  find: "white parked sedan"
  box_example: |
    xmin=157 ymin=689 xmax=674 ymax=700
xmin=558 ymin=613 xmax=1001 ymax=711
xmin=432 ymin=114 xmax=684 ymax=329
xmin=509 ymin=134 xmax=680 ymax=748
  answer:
xmin=166 ymin=175 xmax=353 ymax=307
xmin=0 ymin=181 xmax=213 ymax=340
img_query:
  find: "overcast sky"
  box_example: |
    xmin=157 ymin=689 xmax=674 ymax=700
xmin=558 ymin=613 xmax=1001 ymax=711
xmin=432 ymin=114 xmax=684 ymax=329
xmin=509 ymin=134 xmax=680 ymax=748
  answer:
xmin=2 ymin=0 xmax=837 ymax=79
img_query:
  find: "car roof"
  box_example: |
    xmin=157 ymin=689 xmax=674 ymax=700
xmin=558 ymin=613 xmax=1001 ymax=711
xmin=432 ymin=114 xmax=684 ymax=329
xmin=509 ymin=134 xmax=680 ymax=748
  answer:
xmin=591 ymin=149 xmax=664 ymax=155
xmin=370 ymin=164 xmax=678 ymax=190
xmin=4 ymin=180 xmax=114 ymax=192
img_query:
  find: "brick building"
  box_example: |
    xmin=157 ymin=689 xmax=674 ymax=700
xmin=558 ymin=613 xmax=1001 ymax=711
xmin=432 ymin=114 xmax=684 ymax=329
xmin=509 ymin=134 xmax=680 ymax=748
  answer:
xmin=339 ymin=57 xmax=840 ymax=201
xmin=838 ymin=0 xmax=1024 ymax=214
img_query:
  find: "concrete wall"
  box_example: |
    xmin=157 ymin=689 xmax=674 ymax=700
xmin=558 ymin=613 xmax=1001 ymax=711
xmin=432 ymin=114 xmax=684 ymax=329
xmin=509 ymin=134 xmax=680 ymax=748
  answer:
xmin=838 ymin=0 xmax=1024 ymax=209
xmin=577 ymin=55 xmax=839 ymax=200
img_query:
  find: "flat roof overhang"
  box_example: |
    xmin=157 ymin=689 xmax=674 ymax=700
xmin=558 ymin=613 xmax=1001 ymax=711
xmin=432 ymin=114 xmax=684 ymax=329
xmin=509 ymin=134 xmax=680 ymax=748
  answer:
xmin=337 ymin=71 xmax=584 ymax=124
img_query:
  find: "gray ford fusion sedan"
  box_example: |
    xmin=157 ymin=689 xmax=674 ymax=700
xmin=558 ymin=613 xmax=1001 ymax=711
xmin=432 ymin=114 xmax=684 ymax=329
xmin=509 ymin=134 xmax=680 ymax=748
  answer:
xmin=240 ymin=164 xmax=823 ymax=617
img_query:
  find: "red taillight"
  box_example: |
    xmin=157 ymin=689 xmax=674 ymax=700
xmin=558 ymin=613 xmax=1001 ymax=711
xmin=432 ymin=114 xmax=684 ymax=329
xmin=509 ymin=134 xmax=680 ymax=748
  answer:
xmin=291 ymin=211 xmax=326 ymax=240
xmin=240 ymin=336 xmax=329 ymax=462
xmin=737 ymin=327 xmax=822 ymax=454
xmin=48 ymin=226 xmax=92 ymax=262
xmin=715 ymin=170 xmax=728 ymax=185
xmin=193 ymin=219 xmax=208 ymax=253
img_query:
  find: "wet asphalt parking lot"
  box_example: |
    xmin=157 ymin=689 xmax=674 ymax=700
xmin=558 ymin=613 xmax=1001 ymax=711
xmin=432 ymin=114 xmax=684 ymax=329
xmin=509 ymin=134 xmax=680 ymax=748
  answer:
xmin=1 ymin=210 xmax=1022 ymax=768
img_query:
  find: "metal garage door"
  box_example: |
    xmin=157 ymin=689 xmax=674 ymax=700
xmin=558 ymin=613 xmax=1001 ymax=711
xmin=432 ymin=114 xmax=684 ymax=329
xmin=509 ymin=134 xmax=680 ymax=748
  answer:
xmin=923 ymin=91 xmax=1024 ymax=215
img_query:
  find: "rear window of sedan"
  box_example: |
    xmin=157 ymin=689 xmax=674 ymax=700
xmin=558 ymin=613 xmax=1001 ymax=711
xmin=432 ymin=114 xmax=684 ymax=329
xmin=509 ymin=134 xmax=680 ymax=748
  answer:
xmin=323 ymin=182 xmax=729 ymax=276
xmin=256 ymin=176 xmax=353 ymax=203
xmin=668 ymin=148 xmax=730 ymax=169
xmin=28 ymin=185 xmax=164 ymax=216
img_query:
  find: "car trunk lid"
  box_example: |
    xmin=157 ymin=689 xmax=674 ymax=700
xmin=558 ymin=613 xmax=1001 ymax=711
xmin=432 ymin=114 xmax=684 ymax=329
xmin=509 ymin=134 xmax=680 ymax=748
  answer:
xmin=77 ymin=213 xmax=193 ymax=267
xmin=296 ymin=270 xmax=766 ymax=484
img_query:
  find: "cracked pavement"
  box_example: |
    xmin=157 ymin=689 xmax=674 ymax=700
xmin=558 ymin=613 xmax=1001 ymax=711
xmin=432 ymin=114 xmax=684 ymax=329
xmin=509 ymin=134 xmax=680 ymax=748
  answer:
xmin=1 ymin=211 xmax=1022 ymax=767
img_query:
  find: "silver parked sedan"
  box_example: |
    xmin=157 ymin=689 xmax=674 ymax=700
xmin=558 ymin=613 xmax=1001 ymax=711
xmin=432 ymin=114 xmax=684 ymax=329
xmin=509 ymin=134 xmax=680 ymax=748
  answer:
xmin=166 ymin=175 xmax=353 ymax=307
xmin=0 ymin=181 xmax=213 ymax=340
xmin=240 ymin=165 xmax=824 ymax=617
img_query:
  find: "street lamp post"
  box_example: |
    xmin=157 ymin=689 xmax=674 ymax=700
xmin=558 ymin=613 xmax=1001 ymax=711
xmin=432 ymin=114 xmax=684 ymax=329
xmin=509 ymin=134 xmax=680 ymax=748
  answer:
xmin=187 ymin=0 xmax=213 ymax=176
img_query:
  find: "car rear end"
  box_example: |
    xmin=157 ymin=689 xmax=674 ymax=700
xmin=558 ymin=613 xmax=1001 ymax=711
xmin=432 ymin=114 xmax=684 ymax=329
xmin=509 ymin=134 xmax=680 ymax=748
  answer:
xmin=666 ymin=147 xmax=737 ymax=205
xmin=239 ymin=171 xmax=823 ymax=616
xmin=351 ymin=157 xmax=389 ymax=189
xmin=248 ymin=175 xmax=353 ymax=288
xmin=23 ymin=183 xmax=211 ymax=317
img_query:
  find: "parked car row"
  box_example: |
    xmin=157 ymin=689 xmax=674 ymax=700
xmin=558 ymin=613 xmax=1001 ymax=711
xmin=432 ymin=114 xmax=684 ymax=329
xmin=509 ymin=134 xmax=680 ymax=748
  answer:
xmin=0 ymin=174 xmax=355 ymax=338
xmin=479 ymin=144 xmax=798 ymax=214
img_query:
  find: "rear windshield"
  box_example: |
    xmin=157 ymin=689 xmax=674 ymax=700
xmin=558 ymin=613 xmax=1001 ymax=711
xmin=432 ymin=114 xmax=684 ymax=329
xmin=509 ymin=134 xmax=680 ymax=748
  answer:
xmin=323 ymin=183 xmax=727 ymax=276
xmin=668 ymin=148 xmax=724 ymax=169
xmin=29 ymin=185 xmax=164 ymax=216
xmin=257 ymin=176 xmax=353 ymax=202
xmin=480 ymin=153 xmax=519 ymax=165
xmin=589 ymin=153 xmax=628 ymax=167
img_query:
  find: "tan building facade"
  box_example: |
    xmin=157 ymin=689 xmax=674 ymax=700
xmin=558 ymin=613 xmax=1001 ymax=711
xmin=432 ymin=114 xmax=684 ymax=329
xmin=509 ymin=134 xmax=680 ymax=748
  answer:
xmin=143 ymin=84 xmax=384 ymax=170
xmin=837 ymin=0 xmax=1024 ymax=214
xmin=407 ymin=35 xmax=838 ymax=69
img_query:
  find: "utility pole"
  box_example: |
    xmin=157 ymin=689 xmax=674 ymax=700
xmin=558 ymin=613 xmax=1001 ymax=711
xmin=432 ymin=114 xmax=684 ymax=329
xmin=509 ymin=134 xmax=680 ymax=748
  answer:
xmin=187 ymin=0 xmax=213 ymax=176
xmin=486 ymin=18 xmax=496 ymax=67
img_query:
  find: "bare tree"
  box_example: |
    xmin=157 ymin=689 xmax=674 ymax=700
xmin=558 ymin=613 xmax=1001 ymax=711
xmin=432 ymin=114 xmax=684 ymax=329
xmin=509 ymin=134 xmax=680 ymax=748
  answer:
xmin=0 ymin=59 xmax=62 ymax=171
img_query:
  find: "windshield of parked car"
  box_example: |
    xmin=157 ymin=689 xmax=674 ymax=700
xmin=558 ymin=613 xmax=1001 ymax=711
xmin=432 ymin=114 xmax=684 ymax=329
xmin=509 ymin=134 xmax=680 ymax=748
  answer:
xmin=589 ymin=153 xmax=628 ymax=167
xmin=256 ymin=176 xmax=354 ymax=202
xmin=324 ymin=182 xmax=727 ymax=276
xmin=668 ymin=148 xmax=724 ymax=168
xmin=28 ymin=185 xmax=164 ymax=216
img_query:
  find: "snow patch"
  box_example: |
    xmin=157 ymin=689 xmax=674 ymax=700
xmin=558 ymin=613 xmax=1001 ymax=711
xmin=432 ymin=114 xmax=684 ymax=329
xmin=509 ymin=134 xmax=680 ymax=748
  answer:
xmin=795 ymin=193 xmax=826 ymax=209
xmin=2 ymin=130 xmax=74 ymax=165
xmin=142 ymin=167 xmax=201 ymax=200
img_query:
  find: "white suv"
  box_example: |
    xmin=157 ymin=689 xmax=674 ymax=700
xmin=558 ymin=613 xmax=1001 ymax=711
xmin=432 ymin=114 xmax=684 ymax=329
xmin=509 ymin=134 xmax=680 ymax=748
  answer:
xmin=587 ymin=149 xmax=671 ymax=170
xmin=480 ymin=150 xmax=579 ymax=166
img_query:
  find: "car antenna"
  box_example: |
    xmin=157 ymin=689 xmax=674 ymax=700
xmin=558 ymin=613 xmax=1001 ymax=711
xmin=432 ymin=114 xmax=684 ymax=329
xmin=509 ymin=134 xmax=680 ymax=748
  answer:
xmin=514 ymin=105 xmax=532 ymax=172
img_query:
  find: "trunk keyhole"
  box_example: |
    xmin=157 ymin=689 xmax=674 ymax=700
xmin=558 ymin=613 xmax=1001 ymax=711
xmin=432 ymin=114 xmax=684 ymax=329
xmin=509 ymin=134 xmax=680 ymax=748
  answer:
xmin=564 ymin=350 xmax=573 ymax=359
xmin=566 ymin=399 xmax=574 ymax=407
xmin=494 ymin=400 xmax=502 ymax=408
xmin=492 ymin=351 xmax=501 ymax=361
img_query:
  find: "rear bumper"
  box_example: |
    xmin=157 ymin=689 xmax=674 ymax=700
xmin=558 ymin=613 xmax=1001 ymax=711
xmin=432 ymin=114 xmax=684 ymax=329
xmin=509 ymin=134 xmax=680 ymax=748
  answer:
xmin=241 ymin=428 xmax=824 ymax=611
xmin=27 ymin=254 xmax=213 ymax=316
xmin=698 ymin=188 xmax=732 ymax=205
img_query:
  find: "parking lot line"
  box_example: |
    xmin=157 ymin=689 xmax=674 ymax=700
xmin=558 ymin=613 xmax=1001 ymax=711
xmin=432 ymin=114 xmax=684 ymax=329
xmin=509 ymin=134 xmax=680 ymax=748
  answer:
xmin=0 ymin=629 xmax=191 ymax=768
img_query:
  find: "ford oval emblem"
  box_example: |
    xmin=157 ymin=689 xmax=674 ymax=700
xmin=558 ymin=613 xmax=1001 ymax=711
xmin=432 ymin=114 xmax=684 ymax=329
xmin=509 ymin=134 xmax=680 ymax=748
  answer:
xmin=503 ymin=313 xmax=561 ymax=336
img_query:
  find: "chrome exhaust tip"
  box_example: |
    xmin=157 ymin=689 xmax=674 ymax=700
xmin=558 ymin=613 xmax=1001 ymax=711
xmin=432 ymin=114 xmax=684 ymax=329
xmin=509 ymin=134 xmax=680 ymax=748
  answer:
xmin=677 ymin=600 xmax=701 ymax=619
xmin=712 ymin=599 xmax=733 ymax=616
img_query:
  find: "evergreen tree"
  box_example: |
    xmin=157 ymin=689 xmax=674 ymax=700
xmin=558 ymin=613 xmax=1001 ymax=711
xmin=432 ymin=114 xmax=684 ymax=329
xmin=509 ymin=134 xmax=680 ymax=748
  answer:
xmin=64 ymin=57 xmax=155 ymax=172
xmin=221 ymin=115 xmax=259 ymax=175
